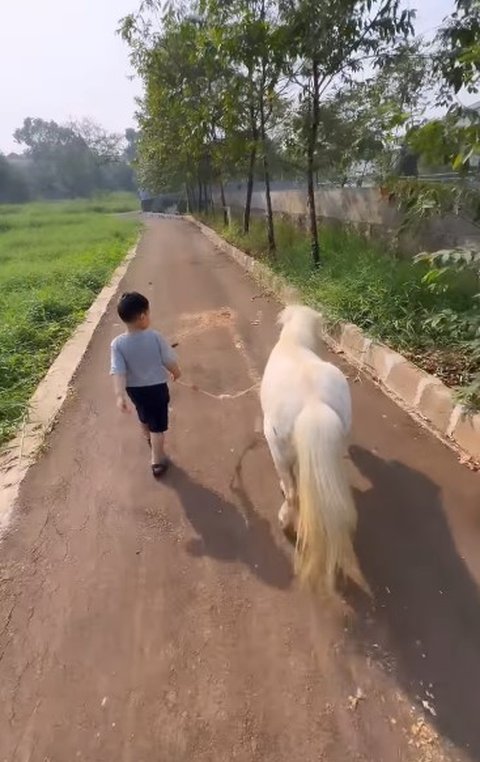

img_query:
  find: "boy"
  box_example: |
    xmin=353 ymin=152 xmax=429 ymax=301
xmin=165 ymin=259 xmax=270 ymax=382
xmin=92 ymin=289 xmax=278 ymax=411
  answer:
xmin=110 ymin=292 xmax=181 ymax=478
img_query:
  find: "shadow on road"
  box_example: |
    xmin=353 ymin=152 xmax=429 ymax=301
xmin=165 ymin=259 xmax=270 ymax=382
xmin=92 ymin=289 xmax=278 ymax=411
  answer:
xmin=166 ymin=457 xmax=293 ymax=591
xmin=349 ymin=444 xmax=480 ymax=759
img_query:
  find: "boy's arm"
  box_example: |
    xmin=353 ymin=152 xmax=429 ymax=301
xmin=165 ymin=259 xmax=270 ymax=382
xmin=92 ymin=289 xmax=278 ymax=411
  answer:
xmin=110 ymin=341 xmax=129 ymax=412
xmin=165 ymin=360 xmax=181 ymax=381
xmin=112 ymin=373 xmax=129 ymax=412
xmin=156 ymin=333 xmax=181 ymax=381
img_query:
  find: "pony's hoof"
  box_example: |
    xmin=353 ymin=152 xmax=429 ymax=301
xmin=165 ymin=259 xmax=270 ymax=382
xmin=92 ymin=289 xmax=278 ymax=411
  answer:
xmin=279 ymin=502 xmax=297 ymax=544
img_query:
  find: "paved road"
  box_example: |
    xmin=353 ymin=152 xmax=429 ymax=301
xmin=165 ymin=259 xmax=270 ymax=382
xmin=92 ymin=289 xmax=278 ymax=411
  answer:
xmin=1 ymin=218 xmax=479 ymax=762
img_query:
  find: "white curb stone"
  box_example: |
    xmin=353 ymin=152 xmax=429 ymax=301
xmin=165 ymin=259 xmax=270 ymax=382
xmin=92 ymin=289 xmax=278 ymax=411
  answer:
xmin=0 ymin=241 xmax=140 ymax=536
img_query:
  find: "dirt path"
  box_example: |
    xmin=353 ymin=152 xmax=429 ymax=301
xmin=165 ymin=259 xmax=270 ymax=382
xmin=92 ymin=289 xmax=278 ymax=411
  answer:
xmin=1 ymin=218 xmax=479 ymax=762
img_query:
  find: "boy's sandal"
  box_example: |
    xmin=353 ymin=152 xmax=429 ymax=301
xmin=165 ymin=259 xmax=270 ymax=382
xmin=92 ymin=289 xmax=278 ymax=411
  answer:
xmin=152 ymin=460 xmax=169 ymax=479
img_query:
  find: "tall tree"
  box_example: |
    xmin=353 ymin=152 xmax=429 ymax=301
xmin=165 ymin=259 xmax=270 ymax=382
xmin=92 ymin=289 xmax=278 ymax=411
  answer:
xmin=122 ymin=1 xmax=265 ymax=224
xmin=408 ymin=0 xmax=480 ymax=173
xmin=13 ymin=116 xmax=135 ymax=199
xmin=197 ymin=0 xmax=289 ymax=248
xmin=280 ymin=0 xmax=414 ymax=266
xmin=70 ymin=118 xmax=124 ymax=165
xmin=438 ymin=0 xmax=480 ymax=98
xmin=0 ymin=154 xmax=31 ymax=204
xmin=124 ymin=128 xmax=139 ymax=163
xmin=283 ymin=85 xmax=384 ymax=184
xmin=14 ymin=117 xmax=97 ymax=198
xmin=122 ymin=9 xmax=208 ymax=201
xmin=123 ymin=6 xmax=224 ymax=207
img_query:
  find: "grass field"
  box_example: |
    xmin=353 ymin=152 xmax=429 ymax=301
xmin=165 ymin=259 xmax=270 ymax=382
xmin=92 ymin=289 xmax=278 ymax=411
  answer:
xmin=0 ymin=195 xmax=139 ymax=446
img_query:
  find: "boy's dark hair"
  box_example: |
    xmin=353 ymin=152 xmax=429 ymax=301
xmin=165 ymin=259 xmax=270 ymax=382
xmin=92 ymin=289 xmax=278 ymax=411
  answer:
xmin=117 ymin=292 xmax=149 ymax=323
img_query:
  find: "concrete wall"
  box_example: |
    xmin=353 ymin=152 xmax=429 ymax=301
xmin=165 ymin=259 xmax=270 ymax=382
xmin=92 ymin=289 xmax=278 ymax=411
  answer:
xmin=214 ymin=181 xmax=480 ymax=254
xmin=140 ymin=192 xmax=181 ymax=213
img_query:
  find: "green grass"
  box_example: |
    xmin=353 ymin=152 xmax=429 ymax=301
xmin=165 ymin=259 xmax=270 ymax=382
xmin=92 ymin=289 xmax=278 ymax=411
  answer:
xmin=199 ymin=211 xmax=479 ymax=399
xmin=0 ymin=197 xmax=139 ymax=445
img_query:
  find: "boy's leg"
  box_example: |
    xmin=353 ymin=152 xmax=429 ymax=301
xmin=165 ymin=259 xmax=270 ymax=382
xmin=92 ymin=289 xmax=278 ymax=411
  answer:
xmin=140 ymin=422 xmax=151 ymax=444
xmin=150 ymin=432 xmax=166 ymax=465
xmin=147 ymin=384 xmax=170 ymax=476
xmin=127 ymin=389 xmax=150 ymax=444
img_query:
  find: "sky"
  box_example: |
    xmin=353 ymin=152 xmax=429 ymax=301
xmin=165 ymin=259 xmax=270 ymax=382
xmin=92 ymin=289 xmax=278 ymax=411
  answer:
xmin=0 ymin=0 xmax=459 ymax=154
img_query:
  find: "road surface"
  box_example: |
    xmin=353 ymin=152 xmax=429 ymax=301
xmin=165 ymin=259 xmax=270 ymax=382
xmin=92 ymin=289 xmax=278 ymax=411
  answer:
xmin=1 ymin=218 xmax=479 ymax=762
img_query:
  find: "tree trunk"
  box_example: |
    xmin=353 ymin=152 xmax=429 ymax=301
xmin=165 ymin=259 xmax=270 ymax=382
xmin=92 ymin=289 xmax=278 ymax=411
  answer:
xmin=244 ymin=103 xmax=258 ymax=234
xmin=259 ymin=91 xmax=275 ymax=256
xmin=197 ymin=175 xmax=203 ymax=213
xmin=244 ymin=142 xmax=257 ymax=234
xmin=258 ymin=5 xmax=275 ymax=256
xmin=307 ymin=60 xmax=321 ymax=267
xmin=306 ymin=152 xmax=319 ymax=267
xmin=219 ymin=177 xmax=228 ymax=226
xmin=185 ymin=183 xmax=193 ymax=213
xmin=203 ymin=181 xmax=210 ymax=213
xmin=263 ymin=147 xmax=275 ymax=256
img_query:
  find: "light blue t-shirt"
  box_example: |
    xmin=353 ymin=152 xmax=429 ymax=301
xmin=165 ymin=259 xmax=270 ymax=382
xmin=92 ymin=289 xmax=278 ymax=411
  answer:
xmin=110 ymin=329 xmax=177 ymax=388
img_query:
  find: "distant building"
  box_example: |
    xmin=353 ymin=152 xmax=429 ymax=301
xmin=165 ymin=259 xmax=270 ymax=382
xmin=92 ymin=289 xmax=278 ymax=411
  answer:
xmin=137 ymin=188 xmax=181 ymax=213
xmin=138 ymin=189 xmax=153 ymax=212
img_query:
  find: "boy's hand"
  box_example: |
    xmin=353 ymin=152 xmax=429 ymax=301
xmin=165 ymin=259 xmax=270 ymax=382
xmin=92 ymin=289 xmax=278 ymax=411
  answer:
xmin=116 ymin=394 xmax=129 ymax=413
xmin=169 ymin=363 xmax=181 ymax=381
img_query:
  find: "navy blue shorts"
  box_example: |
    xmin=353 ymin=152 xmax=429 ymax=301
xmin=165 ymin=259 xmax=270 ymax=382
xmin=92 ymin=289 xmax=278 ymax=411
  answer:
xmin=126 ymin=383 xmax=170 ymax=433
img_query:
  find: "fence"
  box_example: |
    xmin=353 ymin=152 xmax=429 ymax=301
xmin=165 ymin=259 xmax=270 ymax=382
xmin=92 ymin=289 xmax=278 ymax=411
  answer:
xmin=212 ymin=181 xmax=480 ymax=255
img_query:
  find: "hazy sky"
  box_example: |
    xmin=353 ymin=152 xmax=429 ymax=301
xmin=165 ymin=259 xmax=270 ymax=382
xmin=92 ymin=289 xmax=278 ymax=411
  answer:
xmin=0 ymin=0 xmax=456 ymax=154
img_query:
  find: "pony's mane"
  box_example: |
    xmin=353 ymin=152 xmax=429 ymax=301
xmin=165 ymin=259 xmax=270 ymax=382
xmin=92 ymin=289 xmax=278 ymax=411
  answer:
xmin=278 ymin=305 xmax=298 ymax=326
xmin=277 ymin=305 xmax=321 ymax=351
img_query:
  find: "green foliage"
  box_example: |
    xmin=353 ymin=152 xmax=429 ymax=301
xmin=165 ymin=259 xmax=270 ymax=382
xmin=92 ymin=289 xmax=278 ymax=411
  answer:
xmin=415 ymin=246 xmax=480 ymax=408
xmin=282 ymin=71 xmax=415 ymax=183
xmin=122 ymin=5 xmax=253 ymax=197
xmin=199 ymin=210 xmax=480 ymax=405
xmin=408 ymin=113 xmax=480 ymax=174
xmin=408 ymin=1 xmax=480 ymax=173
xmin=0 ymin=198 xmax=138 ymax=444
xmin=11 ymin=117 xmax=136 ymax=201
xmin=438 ymin=0 xmax=480 ymax=97
xmin=386 ymin=178 xmax=475 ymax=229
xmin=121 ymin=0 xmax=432 ymax=260
xmin=0 ymin=154 xmax=31 ymax=204
xmin=389 ymin=0 xmax=480 ymax=405
xmin=119 ymin=0 xmax=480 ymax=402
xmin=123 ymin=0 xmax=289 ymax=258
xmin=277 ymin=0 xmax=417 ymax=263
xmin=378 ymin=180 xmax=480 ymax=408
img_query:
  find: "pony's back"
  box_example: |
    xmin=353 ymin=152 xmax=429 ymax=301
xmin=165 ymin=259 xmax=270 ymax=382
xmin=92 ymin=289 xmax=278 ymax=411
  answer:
xmin=262 ymin=304 xmax=361 ymax=592
xmin=278 ymin=305 xmax=351 ymax=435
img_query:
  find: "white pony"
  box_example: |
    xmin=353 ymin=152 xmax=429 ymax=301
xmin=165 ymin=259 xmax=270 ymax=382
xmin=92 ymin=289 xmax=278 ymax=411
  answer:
xmin=261 ymin=305 xmax=360 ymax=593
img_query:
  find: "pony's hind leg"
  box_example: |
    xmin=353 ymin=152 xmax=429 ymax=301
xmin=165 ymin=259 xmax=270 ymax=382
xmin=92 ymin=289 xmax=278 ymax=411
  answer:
xmin=279 ymin=496 xmax=297 ymax=533
xmin=264 ymin=421 xmax=297 ymax=531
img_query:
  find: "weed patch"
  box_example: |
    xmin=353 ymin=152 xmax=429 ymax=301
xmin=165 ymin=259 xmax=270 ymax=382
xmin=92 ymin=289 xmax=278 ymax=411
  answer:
xmin=199 ymin=212 xmax=479 ymax=402
xmin=0 ymin=197 xmax=139 ymax=444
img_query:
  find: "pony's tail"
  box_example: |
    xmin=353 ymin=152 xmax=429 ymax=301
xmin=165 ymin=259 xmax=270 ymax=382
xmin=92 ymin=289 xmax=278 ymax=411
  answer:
xmin=293 ymin=401 xmax=361 ymax=593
